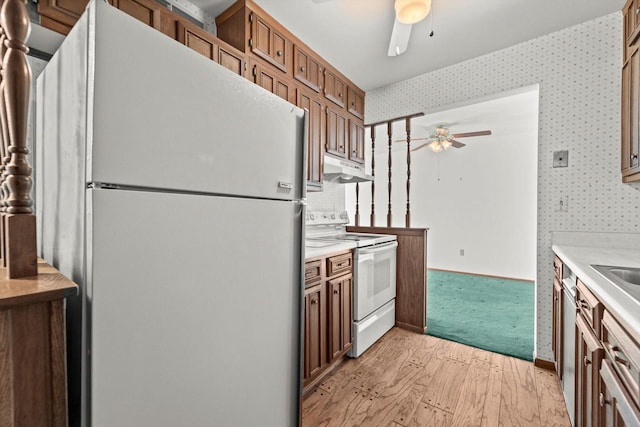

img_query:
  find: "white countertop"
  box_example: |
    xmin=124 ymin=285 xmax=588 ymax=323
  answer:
xmin=552 ymin=244 xmax=640 ymax=336
xmin=304 ymin=241 xmax=357 ymax=260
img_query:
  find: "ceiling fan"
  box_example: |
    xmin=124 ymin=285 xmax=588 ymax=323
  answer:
xmin=395 ymin=126 xmax=492 ymax=152
xmin=388 ymin=0 xmax=432 ymax=56
xmin=311 ymin=0 xmax=431 ymax=57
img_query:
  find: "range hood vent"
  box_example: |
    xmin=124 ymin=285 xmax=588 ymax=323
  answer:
xmin=323 ymin=155 xmax=373 ymax=184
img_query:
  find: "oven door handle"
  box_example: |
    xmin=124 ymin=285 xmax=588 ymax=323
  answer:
xmin=358 ymin=241 xmax=398 ymax=255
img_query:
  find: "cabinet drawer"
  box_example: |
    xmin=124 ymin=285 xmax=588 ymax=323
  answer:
xmin=326 ymin=252 xmax=352 ymax=277
xmin=553 ymin=256 xmax=563 ymax=280
xmin=576 ymin=279 xmax=603 ymax=336
xmin=601 ymin=311 xmax=640 ymax=409
xmin=304 ymin=259 xmax=322 ymax=286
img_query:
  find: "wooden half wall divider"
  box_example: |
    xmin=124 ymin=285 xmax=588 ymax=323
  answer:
xmin=347 ymin=226 xmax=428 ymax=334
xmin=0 ymin=2 xmax=79 ymax=426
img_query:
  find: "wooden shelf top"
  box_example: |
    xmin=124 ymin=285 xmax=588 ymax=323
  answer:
xmin=0 ymin=259 xmax=78 ymax=309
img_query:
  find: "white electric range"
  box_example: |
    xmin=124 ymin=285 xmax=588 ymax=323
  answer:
xmin=305 ymin=211 xmax=397 ymax=357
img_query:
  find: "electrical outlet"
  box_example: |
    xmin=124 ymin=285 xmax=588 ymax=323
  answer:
xmin=553 ymin=150 xmax=569 ymax=168
xmin=460 ymin=249 xmax=464 ymax=256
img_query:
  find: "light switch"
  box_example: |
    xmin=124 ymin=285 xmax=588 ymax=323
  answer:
xmin=553 ymin=150 xmax=568 ymax=168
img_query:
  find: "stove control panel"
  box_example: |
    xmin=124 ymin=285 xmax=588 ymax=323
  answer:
xmin=306 ymin=210 xmax=349 ymax=226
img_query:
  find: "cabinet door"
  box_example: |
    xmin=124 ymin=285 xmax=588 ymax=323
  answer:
xmin=252 ymin=60 xmax=295 ymax=104
xmin=250 ymin=13 xmax=289 ymax=73
xmin=304 ymin=284 xmax=326 ymax=382
xmin=177 ymin=21 xmax=217 ymax=60
xmin=326 ymin=106 xmax=348 ymax=158
xmin=37 ymin=0 xmax=88 ymax=31
xmin=111 ymin=0 xmax=162 ymax=29
xmin=324 ymin=69 xmax=346 ymax=108
xmin=218 ymin=44 xmax=246 ymax=77
xmin=347 ymin=87 xmax=365 ymax=120
xmin=294 ymin=46 xmax=323 ymax=93
xmin=349 ymin=120 xmax=365 ymax=164
xmin=600 ymin=360 xmax=640 ymax=426
xmin=576 ymin=313 xmax=604 ymax=427
xmin=552 ymin=277 xmax=563 ymax=379
xmin=630 ymin=47 xmax=640 ymax=174
xmin=297 ymin=90 xmax=324 ymax=190
xmin=328 ymin=274 xmax=353 ymax=360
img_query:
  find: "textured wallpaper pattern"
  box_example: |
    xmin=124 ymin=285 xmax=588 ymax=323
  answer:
xmin=366 ymin=12 xmax=640 ymax=360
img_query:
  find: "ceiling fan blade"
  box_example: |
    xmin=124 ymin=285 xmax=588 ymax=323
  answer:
xmin=451 ymin=130 xmax=492 ymax=138
xmin=393 ymin=137 xmax=430 ymax=143
xmin=449 ymin=139 xmax=466 ymax=148
xmin=410 ymin=142 xmax=430 ymax=152
xmin=387 ymin=19 xmax=412 ymax=57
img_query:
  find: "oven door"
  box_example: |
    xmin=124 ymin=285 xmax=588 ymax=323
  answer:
xmin=354 ymin=241 xmax=397 ymax=321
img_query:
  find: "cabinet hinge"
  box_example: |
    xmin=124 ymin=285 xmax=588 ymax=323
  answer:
xmin=248 ymin=38 xmax=253 ymax=48
xmin=252 ymin=65 xmax=257 ymax=77
xmin=249 ymin=12 xmax=253 ymax=23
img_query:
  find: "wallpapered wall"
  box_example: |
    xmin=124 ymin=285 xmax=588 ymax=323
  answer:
xmin=365 ymin=12 xmax=640 ymax=361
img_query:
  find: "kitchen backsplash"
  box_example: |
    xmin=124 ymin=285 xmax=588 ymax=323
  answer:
xmin=553 ymin=231 xmax=640 ymax=251
xmin=306 ymin=181 xmax=346 ymax=213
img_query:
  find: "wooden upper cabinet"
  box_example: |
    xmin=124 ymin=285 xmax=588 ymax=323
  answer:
xmin=326 ymin=105 xmax=348 ymax=158
xmin=624 ymin=0 xmax=640 ymax=50
xmin=622 ymin=46 xmax=640 ymax=182
xmin=38 ymin=0 xmax=89 ymax=34
xmin=218 ymin=42 xmax=247 ymax=77
xmin=251 ymin=58 xmax=295 ymax=104
xmin=110 ymin=0 xmax=162 ymax=29
xmin=294 ymin=45 xmax=323 ymax=93
xmin=249 ymin=12 xmax=290 ymax=73
xmin=297 ymin=89 xmax=324 ymax=190
xmin=324 ymin=68 xmax=346 ymax=108
xmin=349 ymin=120 xmax=365 ymax=164
xmin=347 ymin=86 xmax=365 ymax=119
xmin=177 ymin=21 xmax=217 ymax=60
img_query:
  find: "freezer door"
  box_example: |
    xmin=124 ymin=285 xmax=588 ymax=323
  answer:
xmin=88 ymin=2 xmax=305 ymax=200
xmin=88 ymin=189 xmax=302 ymax=426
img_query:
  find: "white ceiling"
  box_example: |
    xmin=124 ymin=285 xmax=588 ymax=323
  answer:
xmin=190 ymin=0 xmax=624 ymax=91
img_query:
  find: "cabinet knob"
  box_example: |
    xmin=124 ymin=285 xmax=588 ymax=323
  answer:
xmin=300 ymin=66 xmax=305 ymax=72
xmin=636 ymin=7 xmax=640 ymax=14
xmin=632 ymin=153 xmax=639 ymax=160
xmin=333 ymin=289 xmax=339 ymax=295
xmin=583 ymin=356 xmax=591 ymax=366
xmin=311 ymin=298 xmax=318 ymax=305
xmin=338 ymin=93 xmax=343 ymax=97
xmin=277 ymin=50 xmax=283 ymax=57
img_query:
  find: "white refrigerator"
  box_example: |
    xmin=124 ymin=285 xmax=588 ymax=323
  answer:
xmin=35 ymin=2 xmax=306 ymax=426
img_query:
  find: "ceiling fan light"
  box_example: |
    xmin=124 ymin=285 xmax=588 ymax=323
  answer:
xmin=441 ymin=139 xmax=452 ymax=150
xmin=395 ymin=0 xmax=431 ymax=24
xmin=428 ymin=140 xmax=443 ymax=152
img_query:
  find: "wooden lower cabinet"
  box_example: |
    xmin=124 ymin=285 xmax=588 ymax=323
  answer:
xmin=600 ymin=359 xmax=640 ymax=426
xmin=303 ymin=253 xmax=354 ymax=390
xmin=304 ymin=283 xmax=326 ymax=381
xmin=328 ymin=274 xmax=353 ymax=360
xmin=576 ymin=313 xmax=604 ymax=427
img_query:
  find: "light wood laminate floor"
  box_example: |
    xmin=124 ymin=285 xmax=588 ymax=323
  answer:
xmin=302 ymin=328 xmax=570 ymax=427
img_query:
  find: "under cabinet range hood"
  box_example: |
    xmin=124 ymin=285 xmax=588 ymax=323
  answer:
xmin=323 ymin=155 xmax=374 ymax=183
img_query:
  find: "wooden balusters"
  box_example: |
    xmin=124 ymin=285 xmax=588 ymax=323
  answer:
xmin=386 ymin=122 xmax=392 ymax=227
xmin=0 ymin=0 xmax=37 ymax=278
xmin=369 ymin=125 xmax=375 ymax=226
xmin=405 ymin=117 xmax=411 ymax=227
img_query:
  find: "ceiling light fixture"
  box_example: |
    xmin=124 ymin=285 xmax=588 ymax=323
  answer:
xmin=394 ymin=0 xmax=431 ymax=25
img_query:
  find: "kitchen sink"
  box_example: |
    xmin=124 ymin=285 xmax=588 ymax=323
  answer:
xmin=591 ymin=265 xmax=640 ymax=300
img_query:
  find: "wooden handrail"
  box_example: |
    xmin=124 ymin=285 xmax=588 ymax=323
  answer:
xmin=0 ymin=0 xmax=37 ymax=278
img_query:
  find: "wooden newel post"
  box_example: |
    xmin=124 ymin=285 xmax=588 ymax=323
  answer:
xmin=0 ymin=0 xmax=37 ymax=278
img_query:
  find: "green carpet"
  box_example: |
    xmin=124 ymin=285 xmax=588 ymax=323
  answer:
xmin=426 ymin=270 xmax=534 ymax=361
